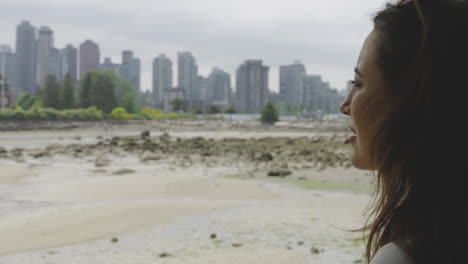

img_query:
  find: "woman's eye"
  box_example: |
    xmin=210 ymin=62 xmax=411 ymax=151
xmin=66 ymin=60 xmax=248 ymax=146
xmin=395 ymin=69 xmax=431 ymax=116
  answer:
xmin=351 ymin=80 xmax=360 ymax=89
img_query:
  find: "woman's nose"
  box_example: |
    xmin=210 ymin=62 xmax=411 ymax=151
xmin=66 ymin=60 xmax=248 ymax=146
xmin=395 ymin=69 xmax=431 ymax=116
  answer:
xmin=340 ymin=97 xmax=351 ymax=116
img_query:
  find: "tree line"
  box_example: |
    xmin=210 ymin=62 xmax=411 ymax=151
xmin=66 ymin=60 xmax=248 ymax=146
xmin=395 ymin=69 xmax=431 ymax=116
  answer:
xmin=17 ymin=70 xmax=137 ymax=114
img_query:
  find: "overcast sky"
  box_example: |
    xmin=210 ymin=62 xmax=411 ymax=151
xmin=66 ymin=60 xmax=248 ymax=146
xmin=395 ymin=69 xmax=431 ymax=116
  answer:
xmin=0 ymin=0 xmax=388 ymax=92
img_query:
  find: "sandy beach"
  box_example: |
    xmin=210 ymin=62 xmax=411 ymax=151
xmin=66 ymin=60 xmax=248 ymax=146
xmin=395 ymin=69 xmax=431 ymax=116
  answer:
xmin=0 ymin=121 xmax=372 ymax=264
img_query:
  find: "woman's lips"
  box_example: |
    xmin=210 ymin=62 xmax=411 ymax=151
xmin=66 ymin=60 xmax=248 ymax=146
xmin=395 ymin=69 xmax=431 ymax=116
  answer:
xmin=349 ymin=126 xmax=357 ymax=143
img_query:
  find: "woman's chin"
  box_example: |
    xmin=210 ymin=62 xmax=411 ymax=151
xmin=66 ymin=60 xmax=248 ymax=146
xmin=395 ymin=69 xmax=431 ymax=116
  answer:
xmin=351 ymin=153 xmax=373 ymax=171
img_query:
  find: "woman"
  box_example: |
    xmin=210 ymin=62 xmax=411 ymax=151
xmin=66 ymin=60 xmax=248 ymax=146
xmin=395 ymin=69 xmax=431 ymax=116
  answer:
xmin=340 ymin=0 xmax=468 ymax=263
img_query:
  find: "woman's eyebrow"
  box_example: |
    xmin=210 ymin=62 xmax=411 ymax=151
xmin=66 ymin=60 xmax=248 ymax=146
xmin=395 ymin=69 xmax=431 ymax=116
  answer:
xmin=354 ymin=67 xmax=365 ymax=77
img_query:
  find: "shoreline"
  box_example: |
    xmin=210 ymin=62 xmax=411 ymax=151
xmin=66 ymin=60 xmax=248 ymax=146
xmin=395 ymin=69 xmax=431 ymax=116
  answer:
xmin=0 ymin=125 xmax=369 ymax=264
xmin=0 ymin=119 xmax=349 ymax=132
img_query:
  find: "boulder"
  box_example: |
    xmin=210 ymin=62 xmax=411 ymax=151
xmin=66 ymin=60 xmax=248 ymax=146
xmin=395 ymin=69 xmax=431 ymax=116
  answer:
xmin=95 ymin=156 xmax=111 ymax=167
xmin=112 ymin=168 xmax=136 ymax=175
xmin=140 ymin=151 xmax=161 ymax=162
xmin=267 ymin=169 xmax=292 ymax=177
xmin=141 ymin=130 xmax=150 ymax=138
xmin=256 ymin=153 xmax=274 ymax=162
xmin=0 ymin=147 xmax=7 ymax=154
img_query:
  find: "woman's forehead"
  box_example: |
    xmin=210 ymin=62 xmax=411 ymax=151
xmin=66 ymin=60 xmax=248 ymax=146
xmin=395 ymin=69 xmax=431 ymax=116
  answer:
xmin=357 ymin=30 xmax=380 ymax=75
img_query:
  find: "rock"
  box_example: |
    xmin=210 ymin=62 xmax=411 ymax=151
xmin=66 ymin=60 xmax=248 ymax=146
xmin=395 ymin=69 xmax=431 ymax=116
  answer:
xmin=310 ymin=247 xmax=320 ymax=254
xmin=140 ymin=152 xmax=161 ymax=162
xmin=160 ymin=133 xmax=170 ymax=142
xmin=256 ymin=153 xmax=274 ymax=162
xmin=0 ymin=147 xmax=7 ymax=154
xmin=95 ymin=156 xmax=111 ymax=167
xmin=110 ymin=137 xmax=121 ymax=146
xmin=267 ymin=169 xmax=292 ymax=177
xmin=112 ymin=168 xmax=136 ymax=175
xmin=10 ymin=148 xmax=24 ymax=157
xmin=0 ymin=147 xmax=7 ymax=158
xmin=32 ymin=151 xmax=49 ymax=158
xmin=46 ymin=144 xmax=63 ymax=151
xmin=312 ymin=138 xmax=322 ymax=143
xmin=111 ymin=237 xmax=119 ymax=243
xmin=159 ymin=252 xmax=171 ymax=258
xmin=210 ymin=233 xmax=217 ymax=239
xmin=141 ymin=130 xmax=150 ymax=138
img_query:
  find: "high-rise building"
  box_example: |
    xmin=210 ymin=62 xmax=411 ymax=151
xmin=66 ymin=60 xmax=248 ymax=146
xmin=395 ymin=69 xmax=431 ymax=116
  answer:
xmin=61 ymin=44 xmax=78 ymax=84
xmin=303 ymin=74 xmax=323 ymax=112
xmin=14 ymin=21 xmax=36 ymax=93
xmin=303 ymin=77 xmax=341 ymax=115
xmin=100 ymin=57 xmax=119 ymax=73
xmin=47 ymin=48 xmax=62 ymax=81
xmin=0 ymin=45 xmax=16 ymax=93
xmin=319 ymin=82 xmax=341 ymax=114
xmin=79 ymin=40 xmax=100 ymax=78
xmin=198 ymin=76 xmax=209 ymax=106
xmin=279 ymin=61 xmax=306 ymax=105
xmin=235 ymin=60 xmax=269 ymax=113
xmin=118 ymin=50 xmax=140 ymax=92
xmin=152 ymin=54 xmax=172 ymax=109
xmin=122 ymin=50 xmax=133 ymax=65
xmin=177 ymin=51 xmax=198 ymax=110
xmin=206 ymin=67 xmax=231 ymax=110
xmin=36 ymin=26 xmax=54 ymax=88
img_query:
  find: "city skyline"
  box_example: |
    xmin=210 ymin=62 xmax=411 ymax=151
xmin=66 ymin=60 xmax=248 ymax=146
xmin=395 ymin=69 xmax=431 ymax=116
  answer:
xmin=2 ymin=19 xmax=355 ymax=94
xmin=0 ymin=0 xmax=385 ymax=92
xmin=1 ymin=19 xmax=345 ymax=114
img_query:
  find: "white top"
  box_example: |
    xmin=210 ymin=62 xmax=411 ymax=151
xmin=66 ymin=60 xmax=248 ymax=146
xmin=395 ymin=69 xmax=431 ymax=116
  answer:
xmin=370 ymin=242 xmax=414 ymax=264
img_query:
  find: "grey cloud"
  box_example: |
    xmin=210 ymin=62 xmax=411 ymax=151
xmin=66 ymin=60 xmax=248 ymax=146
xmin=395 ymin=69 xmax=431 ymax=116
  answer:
xmin=1 ymin=0 xmax=384 ymax=91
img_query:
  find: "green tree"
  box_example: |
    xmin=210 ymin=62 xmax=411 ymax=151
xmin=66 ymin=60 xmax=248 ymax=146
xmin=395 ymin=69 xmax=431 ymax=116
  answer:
xmin=0 ymin=74 xmax=10 ymax=93
xmin=61 ymin=73 xmax=75 ymax=109
xmin=123 ymin=92 xmax=136 ymax=113
xmin=42 ymin=75 xmax=61 ymax=109
xmin=0 ymin=74 xmax=10 ymax=109
xmin=85 ymin=70 xmax=138 ymax=112
xmin=260 ymin=101 xmax=279 ymax=124
xmin=16 ymin=93 xmax=38 ymax=110
xmin=208 ymin=104 xmax=222 ymax=114
xmin=225 ymin=107 xmax=237 ymax=114
xmin=110 ymin=107 xmax=130 ymax=120
xmin=91 ymin=74 xmax=116 ymax=113
xmin=170 ymin=98 xmax=185 ymax=113
xmin=79 ymin=72 xmax=93 ymax=108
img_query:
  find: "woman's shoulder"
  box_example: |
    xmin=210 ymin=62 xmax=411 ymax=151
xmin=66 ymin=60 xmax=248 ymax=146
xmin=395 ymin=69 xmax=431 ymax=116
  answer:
xmin=370 ymin=242 xmax=414 ymax=264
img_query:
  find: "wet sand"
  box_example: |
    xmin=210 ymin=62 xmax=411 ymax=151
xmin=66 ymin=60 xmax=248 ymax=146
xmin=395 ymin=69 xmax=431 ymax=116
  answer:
xmin=0 ymin=124 xmax=370 ymax=264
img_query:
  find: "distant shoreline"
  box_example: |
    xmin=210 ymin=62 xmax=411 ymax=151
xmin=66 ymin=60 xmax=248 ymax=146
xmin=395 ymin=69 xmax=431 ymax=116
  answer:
xmin=0 ymin=119 xmax=349 ymax=132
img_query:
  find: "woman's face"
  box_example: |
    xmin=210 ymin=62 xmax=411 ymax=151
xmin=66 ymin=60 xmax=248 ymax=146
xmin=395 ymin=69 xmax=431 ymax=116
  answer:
xmin=340 ymin=30 xmax=388 ymax=170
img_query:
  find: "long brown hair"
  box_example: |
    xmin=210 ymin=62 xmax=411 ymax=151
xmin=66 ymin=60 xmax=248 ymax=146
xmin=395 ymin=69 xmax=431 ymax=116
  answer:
xmin=361 ymin=1 xmax=468 ymax=263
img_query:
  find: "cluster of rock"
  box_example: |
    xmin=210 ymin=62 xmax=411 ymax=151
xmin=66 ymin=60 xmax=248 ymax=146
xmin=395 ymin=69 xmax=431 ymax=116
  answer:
xmin=0 ymin=121 xmax=104 ymax=131
xmin=0 ymin=132 xmax=352 ymax=171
